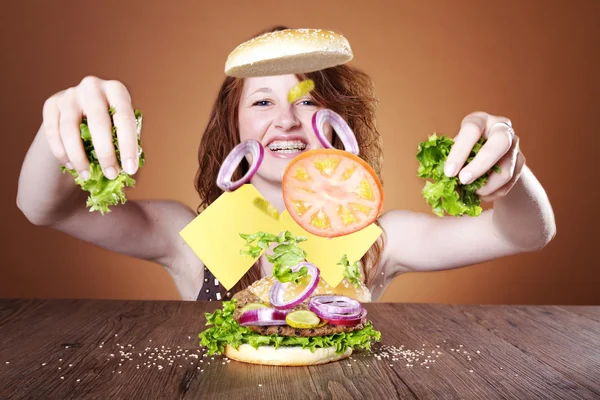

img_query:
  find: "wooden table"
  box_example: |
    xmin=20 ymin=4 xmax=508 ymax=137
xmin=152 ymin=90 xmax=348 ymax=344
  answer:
xmin=0 ymin=300 xmax=599 ymax=399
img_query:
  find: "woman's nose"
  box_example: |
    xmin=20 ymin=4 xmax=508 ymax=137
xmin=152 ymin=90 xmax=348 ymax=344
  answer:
xmin=274 ymin=106 xmax=300 ymax=131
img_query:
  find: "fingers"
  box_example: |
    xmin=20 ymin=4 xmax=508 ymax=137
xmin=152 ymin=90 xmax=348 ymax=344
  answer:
xmin=78 ymin=77 xmax=119 ymax=179
xmin=457 ymin=125 xmax=515 ymax=185
xmin=57 ymin=88 xmax=91 ymax=180
xmin=480 ymin=151 xmax=526 ymax=203
xmin=43 ymin=75 xmax=138 ymax=182
xmin=42 ymin=93 xmax=70 ymax=168
xmin=474 ymin=136 xmax=520 ymax=196
xmin=103 ymin=80 xmax=139 ymax=175
xmin=444 ymin=114 xmax=486 ymax=177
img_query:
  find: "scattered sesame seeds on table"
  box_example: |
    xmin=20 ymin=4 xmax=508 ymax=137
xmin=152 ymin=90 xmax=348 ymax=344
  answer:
xmin=0 ymin=299 xmax=599 ymax=399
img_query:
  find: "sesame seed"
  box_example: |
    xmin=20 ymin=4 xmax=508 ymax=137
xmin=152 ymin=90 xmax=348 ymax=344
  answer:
xmin=61 ymin=376 xmax=64 ymax=380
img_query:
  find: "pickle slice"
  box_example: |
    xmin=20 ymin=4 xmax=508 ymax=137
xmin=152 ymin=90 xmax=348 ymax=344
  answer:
xmin=286 ymin=310 xmax=321 ymax=329
xmin=287 ymin=79 xmax=315 ymax=103
xmin=253 ymin=197 xmax=280 ymax=220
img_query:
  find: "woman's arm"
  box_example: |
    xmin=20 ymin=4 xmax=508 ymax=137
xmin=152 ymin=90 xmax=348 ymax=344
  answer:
xmin=16 ymin=77 xmax=200 ymax=272
xmin=379 ymin=165 xmax=555 ymax=275
xmin=489 ymin=165 xmax=556 ymax=251
xmin=378 ymin=111 xmax=556 ymax=277
xmin=17 ymin=120 xmax=198 ymax=268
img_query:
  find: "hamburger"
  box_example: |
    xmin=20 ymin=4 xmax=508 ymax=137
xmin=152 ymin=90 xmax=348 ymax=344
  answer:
xmin=198 ymin=232 xmax=381 ymax=366
xmin=199 ymin=273 xmax=381 ymax=366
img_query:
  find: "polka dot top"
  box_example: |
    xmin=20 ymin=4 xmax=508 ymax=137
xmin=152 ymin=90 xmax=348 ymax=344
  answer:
xmin=196 ymin=266 xmax=235 ymax=301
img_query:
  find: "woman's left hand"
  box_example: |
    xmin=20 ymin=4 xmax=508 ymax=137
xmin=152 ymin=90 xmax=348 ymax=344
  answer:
xmin=443 ymin=111 xmax=526 ymax=202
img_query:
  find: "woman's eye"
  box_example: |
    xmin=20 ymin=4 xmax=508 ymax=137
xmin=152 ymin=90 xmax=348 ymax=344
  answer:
xmin=253 ymin=100 xmax=272 ymax=106
xmin=299 ymin=100 xmax=316 ymax=106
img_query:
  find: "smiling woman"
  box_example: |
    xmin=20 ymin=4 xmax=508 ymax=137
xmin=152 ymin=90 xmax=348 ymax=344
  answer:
xmin=16 ymin=24 xmax=555 ymax=305
xmin=193 ymin=25 xmax=387 ymax=296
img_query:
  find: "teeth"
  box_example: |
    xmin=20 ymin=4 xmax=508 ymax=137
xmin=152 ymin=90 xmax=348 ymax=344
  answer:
xmin=268 ymin=140 xmax=307 ymax=151
xmin=273 ymin=149 xmax=302 ymax=154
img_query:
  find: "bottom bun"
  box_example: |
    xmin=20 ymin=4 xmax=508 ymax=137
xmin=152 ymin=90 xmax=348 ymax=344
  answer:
xmin=224 ymin=344 xmax=352 ymax=366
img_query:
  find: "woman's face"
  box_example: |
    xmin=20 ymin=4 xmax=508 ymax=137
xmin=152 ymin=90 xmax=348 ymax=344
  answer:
xmin=238 ymin=74 xmax=333 ymax=183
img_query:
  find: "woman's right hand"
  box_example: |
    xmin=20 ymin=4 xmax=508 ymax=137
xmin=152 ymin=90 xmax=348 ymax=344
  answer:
xmin=42 ymin=75 xmax=140 ymax=181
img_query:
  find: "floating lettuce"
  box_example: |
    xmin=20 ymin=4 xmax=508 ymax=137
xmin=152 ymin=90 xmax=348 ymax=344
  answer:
xmin=338 ymin=254 xmax=362 ymax=287
xmin=239 ymin=231 xmax=309 ymax=283
xmin=60 ymin=107 xmax=145 ymax=214
xmin=416 ymin=133 xmax=500 ymax=217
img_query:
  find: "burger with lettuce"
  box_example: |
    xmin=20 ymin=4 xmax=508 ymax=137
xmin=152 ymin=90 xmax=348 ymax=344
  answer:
xmin=199 ymin=231 xmax=381 ymax=366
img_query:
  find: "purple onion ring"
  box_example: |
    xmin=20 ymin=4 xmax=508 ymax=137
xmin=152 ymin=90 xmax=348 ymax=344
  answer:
xmin=324 ymin=308 xmax=368 ymax=326
xmin=312 ymin=108 xmax=360 ymax=155
xmin=270 ymin=262 xmax=320 ymax=310
xmin=216 ymin=139 xmax=264 ymax=192
xmin=238 ymin=308 xmax=290 ymax=326
xmin=308 ymin=295 xmax=362 ymax=318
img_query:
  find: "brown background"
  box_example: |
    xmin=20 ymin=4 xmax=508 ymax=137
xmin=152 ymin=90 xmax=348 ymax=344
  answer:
xmin=2 ymin=0 xmax=598 ymax=304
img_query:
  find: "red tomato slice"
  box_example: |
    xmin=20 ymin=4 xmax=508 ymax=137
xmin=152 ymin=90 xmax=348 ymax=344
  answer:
xmin=282 ymin=149 xmax=384 ymax=238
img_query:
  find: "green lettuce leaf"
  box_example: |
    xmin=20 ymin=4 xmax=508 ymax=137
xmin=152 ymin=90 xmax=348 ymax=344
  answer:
xmin=59 ymin=106 xmax=145 ymax=215
xmin=240 ymin=231 xmax=309 ymax=283
xmin=199 ymin=300 xmax=382 ymax=356
xmin=338 ymin=254 xmax=362 ymax=287
xmin=416 ymin=133 xmax=500 ymax=217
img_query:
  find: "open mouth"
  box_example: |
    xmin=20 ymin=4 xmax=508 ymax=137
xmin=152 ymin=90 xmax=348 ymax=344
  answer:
xmin=266 ymin=140 xmax=308 ymax=155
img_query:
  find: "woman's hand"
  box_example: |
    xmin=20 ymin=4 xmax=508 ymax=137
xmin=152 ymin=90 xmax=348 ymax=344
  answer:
xmin=443 ymin=111 xmax=526 ymax=202
xmin=42 ymin=75 xmax=139 ymax=181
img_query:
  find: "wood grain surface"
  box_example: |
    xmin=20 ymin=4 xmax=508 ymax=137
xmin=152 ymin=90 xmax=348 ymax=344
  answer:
xmin=0 ymin=299 xmax=598 ymax=399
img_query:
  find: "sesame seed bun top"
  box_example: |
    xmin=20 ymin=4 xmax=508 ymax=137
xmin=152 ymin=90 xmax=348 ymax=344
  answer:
xmin=225 ymin=28 xmax=354 ymax=77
